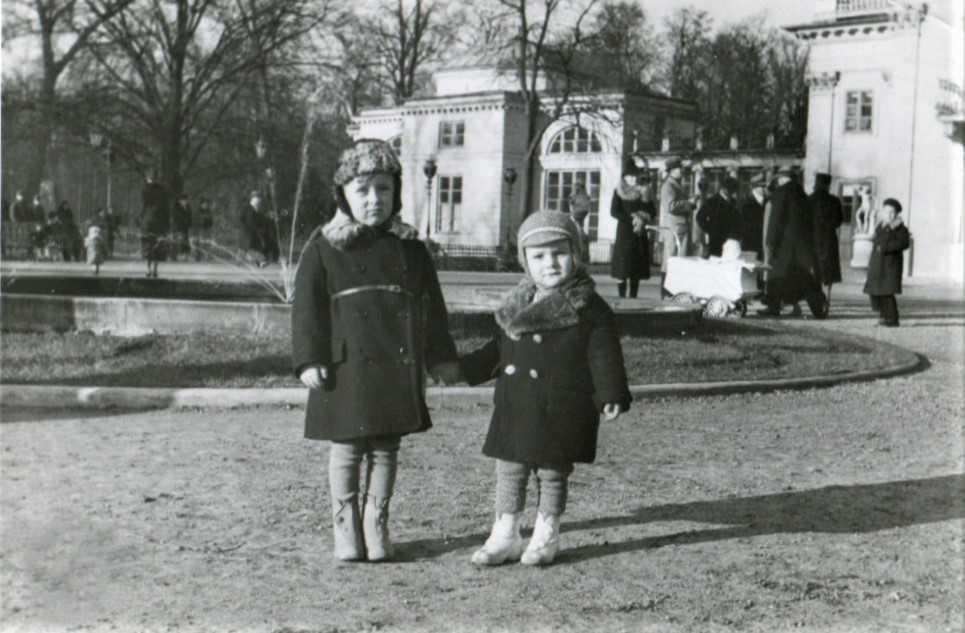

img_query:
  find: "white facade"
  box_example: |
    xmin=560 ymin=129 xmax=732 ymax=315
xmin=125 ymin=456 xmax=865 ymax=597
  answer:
xmin=352 ymin=73 xmax=699 ymax=258
xmin=789 ymin=0 xmax=965 ymax=281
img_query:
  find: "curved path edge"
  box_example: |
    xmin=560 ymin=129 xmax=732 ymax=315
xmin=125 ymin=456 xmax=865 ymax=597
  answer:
xmin=0 ymin=342 xmax=925 ymax=412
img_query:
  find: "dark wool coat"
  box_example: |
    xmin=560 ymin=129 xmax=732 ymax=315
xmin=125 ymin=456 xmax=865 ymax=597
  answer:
xmin=765 ymin=180 xmax=820 ymax=300
xmin=863 ymin=221 xmax=910 ymax=296
xmin=239 ymin=203 xmax=263 ymax=251
xmin=141 ymin=182 xmax=170 ymax=260
xmin=292 ymin=214 xmax=457 ymax=442
xmin=459 ymin=271 xmax=632 ymax=465
xmin=809 ymin=190 xmax=844 ymax=285
xmin=610 ymin=185 xmax=653 ymax=280
xmin=739 ymin=195 xmax=765 ymax=257
xmin=696 ymin=194 xmax=742 ymax=257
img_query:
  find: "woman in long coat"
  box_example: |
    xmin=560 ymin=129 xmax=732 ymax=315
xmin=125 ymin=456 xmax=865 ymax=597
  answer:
xmin=609 ymin=163 xmax=653 ymax=298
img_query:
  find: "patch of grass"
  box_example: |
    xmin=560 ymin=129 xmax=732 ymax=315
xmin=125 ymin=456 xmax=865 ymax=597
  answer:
xmin=0 ymin=320 xmax=911 ymax=388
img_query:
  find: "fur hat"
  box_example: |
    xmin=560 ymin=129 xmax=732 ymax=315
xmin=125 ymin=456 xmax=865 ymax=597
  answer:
xmin=516 ymin=210 xmax=584 ymax=270
xmin=333 ymin=139 xmax=403 ymax=219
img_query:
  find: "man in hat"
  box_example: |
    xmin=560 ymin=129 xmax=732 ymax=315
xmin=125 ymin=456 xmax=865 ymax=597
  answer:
xmin=740 ymin=173 xmax=767 ymax=259
xmin=696 ymin=175 xmax=742 ymax=258
xmin=658 ymin=157 xmax=695 ymax=297
xmin=761 ymin=168 xmax=827 ymax=318
xmin=809 ymin=172 xmax=844 ymax=298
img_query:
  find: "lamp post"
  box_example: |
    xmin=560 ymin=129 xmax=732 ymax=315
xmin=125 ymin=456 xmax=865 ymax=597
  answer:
xmin=503 ymin=166 xmax=517 ymax=249
xmin=423 ymin=158 xmax=437 ymax=238
xmin=89 ymin=131 xmax=112 ymax=216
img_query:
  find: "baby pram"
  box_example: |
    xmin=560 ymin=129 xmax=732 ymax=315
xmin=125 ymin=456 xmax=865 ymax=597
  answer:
xmin=649 ymin=226 xmax=766 ymax=318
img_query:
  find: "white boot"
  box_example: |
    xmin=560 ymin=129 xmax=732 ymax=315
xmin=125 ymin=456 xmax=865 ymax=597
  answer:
xmin=362 ymin=496 xmax=394 ymax=562
xmin=520 ymin=512 xmax=561 ymax=566
xmin=332 ymin=495 xmax=364 ymax=561
xmin=471 ymin=512 xmax=523 ymax=566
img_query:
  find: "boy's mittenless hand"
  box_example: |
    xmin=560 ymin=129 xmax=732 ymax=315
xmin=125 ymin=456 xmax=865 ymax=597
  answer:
xmin=299 ymin=365 xmax=328 ymax=389
xmin=603 ymin=403 xmax=624 ymax=421
xmin=428 ymin=362 xmax=463 ymax=386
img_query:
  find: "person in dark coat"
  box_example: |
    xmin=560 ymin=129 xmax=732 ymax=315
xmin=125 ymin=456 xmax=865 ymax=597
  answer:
xmin=863 ymin=198 xmax=911 ymax=327
xmin=740 ymin=173 xmax=766 ymax=259
xmin=292 ymin=139 xmax=457 ymax=563
xmin=696 ymin=176 xmax=742 ymax=257
xmin=54 ymin=201 xmax=82 ymax=261
xmin=609 ymin=159 xmax=654 ymax=297
xmin=140 ymin=172 xmax=170 ymax=278
xmin=809 ymin=172 xmax=844 ymax=292
xmin=171 ymin=194 xmax=192 ymax=261
xmin=458 ymin=210 xmax=632 ymax=567
xmin=239 ymin=191 xmax=266 ymax=265
xmin=760 ymin=169 xmax=827 ymax=318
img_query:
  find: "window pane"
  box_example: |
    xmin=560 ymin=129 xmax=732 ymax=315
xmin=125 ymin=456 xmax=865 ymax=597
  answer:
xmin=591 ymin=135 xmax=602 ymax=152
xmin=453 ymin=177 xmax=462 ymax=190
xmin=860 ymin=119 xmax=872 ymax=131
xmin=847 ymin=92 xmax=858 ymax=105
xmin=452 ymin=192 xmax=462 ymax=204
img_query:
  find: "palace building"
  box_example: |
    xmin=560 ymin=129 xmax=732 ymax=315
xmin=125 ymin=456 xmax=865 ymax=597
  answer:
xmin=786 ymin=0 xmax=964 ymax=281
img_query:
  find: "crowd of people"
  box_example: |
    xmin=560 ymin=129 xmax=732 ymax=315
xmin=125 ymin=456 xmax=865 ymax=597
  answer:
xmin=599 ymin=159 xmax=858 ymax=320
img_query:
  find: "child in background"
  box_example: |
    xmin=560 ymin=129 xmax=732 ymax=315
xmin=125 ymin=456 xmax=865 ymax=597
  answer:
xmin=291 ymin=139 xmax=457 ymax=562
xmin=84 ymin=225 xmax=107 ymax=274
xmin=863 ymin=198 xmax=911 ymax=327
xmin=452 ymin=210 xmax=633 ymax=567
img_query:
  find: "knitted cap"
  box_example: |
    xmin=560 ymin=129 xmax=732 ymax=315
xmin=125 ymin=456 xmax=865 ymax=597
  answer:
xmin=517 ymin=210 xmax=584 ymax=268
xmin=334 ymin=139 xmax=402 ymax=186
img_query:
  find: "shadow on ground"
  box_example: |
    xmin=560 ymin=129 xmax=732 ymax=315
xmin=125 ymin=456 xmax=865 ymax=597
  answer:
xmin=399 ymin=474 xmax=965 ymax=563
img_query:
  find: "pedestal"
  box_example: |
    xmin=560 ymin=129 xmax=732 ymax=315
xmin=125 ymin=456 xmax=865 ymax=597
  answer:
xmin=850 ymin=233 xmax=874 ymax=269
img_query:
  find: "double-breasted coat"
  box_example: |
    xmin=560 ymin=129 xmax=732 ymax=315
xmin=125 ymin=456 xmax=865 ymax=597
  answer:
xmin=863 ymin=221 xmax=910 ymax=296
xmin=459 ymin=272 xmax=632 ymax=465
xmin=696 ymin=193 xmax=742 ymax=257
xmin=609 ymin=184 xmax=653 ymax=280
xmin=292 ymin=216 xmax=457 ymax=441
xmin=808 ymin=190 xmax=844 ymax=285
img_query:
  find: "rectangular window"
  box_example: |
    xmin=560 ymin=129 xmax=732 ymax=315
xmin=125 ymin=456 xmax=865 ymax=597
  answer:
xmin=436 ymin=175 xmax=463 ymax=233
xmin=844 ymin=91 xmax=873 ymax=133
xmin=543 ymin=170 xmax=601 ymax=239
xmin=700 ymin=168 xmax=727 ymax=195
xmin=439 ymin=121 xmax=465 ymax=147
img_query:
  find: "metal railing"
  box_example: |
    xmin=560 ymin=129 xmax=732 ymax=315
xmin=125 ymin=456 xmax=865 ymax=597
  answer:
xmin=836 ymin=0 xmax=893 ymax=16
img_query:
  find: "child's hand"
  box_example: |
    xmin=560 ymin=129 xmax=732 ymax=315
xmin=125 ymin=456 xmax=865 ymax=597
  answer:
xmin=603 ymin=403 xmax=624 ymax=421
xmin=429 ymin=362 xmax=463 ymax=386
xmin=299 ymin=365 xmax=328 ymax=389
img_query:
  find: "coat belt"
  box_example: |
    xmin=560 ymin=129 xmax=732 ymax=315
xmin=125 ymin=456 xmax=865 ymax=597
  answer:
xmin=330 ymin=284 xmax=414 ymax=300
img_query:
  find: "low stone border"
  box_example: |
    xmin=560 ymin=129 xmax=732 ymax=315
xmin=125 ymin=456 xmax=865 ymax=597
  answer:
xmin=0 ymin=340 xmax=924 ymax=411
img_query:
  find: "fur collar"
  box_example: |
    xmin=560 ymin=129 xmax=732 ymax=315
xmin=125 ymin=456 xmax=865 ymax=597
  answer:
xmin=495 ymin=268 xmax=596 ymax=340
xmin=615 ymin=182 xmax=645 ymax=201
xmin=321 ymin=211 xmax=418 ymax=250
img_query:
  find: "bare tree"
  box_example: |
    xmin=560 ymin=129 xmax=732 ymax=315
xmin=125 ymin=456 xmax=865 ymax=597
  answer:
xmin=3 ymin=0 xmax=134 ymax=197
xmin=371 ymin=0 xmax=455 ymax=105
xmin=498 ymin=0 xmax=601 ymax=219
xmin=82 ymin=0 xmax=335 ymax=199
xmin=766 ymin=33 xmax=809 ymax=148
xmin=660 ymin=6 xmax=711 ymax=102
xmin=587 ymin=0 xmax=660 ymax=91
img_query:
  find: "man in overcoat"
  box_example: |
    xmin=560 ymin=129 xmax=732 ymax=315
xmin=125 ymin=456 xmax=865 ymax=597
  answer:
xmin=696 ymin=176 xmax=742 ymax=257
xmin=659 ymin=157 xmax=695 ymax=297
xmin=740 ymin=174 xmax=766 ymax=259
xmin=761 ymin=169 xmax=827 ymax=318
xmin=809 ymin=173 xmax=844 ymax=296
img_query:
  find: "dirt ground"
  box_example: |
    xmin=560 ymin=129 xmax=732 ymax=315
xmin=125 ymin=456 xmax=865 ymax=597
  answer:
xmin=1 ymin=295 xmax=962 ymax=633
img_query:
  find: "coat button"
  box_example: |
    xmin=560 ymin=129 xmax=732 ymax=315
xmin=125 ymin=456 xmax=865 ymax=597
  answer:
xmin=533 ymin=334 xmax=543 ymax=343
xmin=529 ymin=369 xmax=539 ymax=379
xmin=504 ymin=364 xmax=516 ymax=375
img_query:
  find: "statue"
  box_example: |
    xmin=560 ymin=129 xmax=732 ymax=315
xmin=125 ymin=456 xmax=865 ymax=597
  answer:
xmin=855 ymin=186 xmax=876 ymax=234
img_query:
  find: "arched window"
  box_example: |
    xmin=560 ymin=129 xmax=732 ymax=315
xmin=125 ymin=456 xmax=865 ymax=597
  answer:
xmin=546 ymin=127 xmax=602 ymax=154
xmin=388 ymin=135 xmax=402 ymax=155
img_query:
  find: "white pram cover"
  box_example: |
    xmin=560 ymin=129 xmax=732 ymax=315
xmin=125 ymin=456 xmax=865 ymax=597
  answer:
xmin=664 ymin=255 xmax=762 ymax=302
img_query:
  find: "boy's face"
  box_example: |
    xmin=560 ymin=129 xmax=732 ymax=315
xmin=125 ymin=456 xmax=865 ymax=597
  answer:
xmin=344 ymin=173 xmax=394 ymax=227
xmin=880 ymin=204 xmax=898 ymax=224
xmin=524 ymin=238 xmax=575 ymax=289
